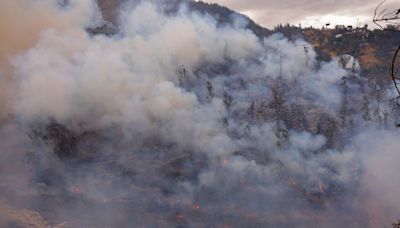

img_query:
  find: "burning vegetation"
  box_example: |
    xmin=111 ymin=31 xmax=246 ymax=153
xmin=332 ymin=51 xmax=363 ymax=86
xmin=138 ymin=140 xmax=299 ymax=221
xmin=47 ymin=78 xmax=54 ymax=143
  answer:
xmin=0 ymin=0 xmax=399 ymax=227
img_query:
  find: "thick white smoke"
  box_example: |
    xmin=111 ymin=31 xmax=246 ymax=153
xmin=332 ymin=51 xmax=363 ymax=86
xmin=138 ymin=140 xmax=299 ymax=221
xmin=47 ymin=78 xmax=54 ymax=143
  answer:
xmin=0 ymin=0 xmax=399 ymax=227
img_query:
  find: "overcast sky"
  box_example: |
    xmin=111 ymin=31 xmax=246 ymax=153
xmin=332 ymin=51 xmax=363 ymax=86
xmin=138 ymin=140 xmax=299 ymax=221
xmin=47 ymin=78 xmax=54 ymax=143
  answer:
xmin=201 ymin=0 xmax=398 ymax=29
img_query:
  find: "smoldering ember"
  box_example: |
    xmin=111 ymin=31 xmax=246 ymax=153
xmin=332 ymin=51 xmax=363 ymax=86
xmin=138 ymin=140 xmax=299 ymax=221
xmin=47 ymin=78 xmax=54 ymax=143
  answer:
xmin=0 ymin=0 xmax=400 ymax=227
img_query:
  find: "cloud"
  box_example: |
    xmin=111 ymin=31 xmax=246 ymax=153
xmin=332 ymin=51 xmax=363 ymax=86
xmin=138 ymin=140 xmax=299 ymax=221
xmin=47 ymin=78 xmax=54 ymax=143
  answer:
xmin=200 ymin=0 xmax=398 ymax=28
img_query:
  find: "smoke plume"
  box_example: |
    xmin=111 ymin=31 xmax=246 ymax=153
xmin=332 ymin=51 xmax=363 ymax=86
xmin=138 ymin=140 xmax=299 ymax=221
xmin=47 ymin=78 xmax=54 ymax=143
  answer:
xmin=0 ymin=0 xmax=399 ymax=227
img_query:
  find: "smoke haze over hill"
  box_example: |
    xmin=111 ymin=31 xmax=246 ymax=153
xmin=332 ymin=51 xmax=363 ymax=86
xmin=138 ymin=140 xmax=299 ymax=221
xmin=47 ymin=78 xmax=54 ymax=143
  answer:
xmin=0 ymin=0 xmax=399 ymax=227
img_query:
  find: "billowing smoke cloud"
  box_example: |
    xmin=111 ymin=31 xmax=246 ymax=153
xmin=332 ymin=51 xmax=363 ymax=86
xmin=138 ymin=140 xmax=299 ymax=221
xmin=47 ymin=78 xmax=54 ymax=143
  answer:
xmin=0 ymin=0 xmax=102 ymax=120
xmin=0 ymin=0 xmax=399 ymax=227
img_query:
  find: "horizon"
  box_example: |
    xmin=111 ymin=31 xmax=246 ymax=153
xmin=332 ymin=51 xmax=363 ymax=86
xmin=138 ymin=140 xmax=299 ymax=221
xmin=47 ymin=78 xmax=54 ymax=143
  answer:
xmin=200 ymin=0 xmax=397 ymax=29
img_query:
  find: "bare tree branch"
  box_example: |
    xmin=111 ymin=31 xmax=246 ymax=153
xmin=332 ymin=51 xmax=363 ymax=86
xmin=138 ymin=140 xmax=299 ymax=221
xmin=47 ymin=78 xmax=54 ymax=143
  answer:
xmin=373 ymin=0 xmax=400 ymax=29
xmin=374 ymin=0 xmax=400 ymax=106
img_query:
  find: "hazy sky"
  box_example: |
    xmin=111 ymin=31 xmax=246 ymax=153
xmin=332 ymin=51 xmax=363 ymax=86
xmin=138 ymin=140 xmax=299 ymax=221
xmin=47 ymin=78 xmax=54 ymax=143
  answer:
xmin=201 ymin=0 xmax=398 ymax=29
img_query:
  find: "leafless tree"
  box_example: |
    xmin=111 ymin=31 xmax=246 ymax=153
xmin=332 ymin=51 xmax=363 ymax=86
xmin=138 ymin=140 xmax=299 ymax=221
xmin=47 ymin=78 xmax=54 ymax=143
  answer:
xmin=373 ymin=0 xmax=400 ymax=29
xmin=374 ymin=0 xmax=400 ymax=106
xmin=206 ymin=81 xmax=214 ymax=100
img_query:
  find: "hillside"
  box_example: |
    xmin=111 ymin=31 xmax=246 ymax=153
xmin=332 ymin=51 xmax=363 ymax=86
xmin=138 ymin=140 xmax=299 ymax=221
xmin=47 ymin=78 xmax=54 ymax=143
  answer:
xmin=96 ymin=0 xmax=271 ymax=37
xmin=303 ymin=27 xmax=400 ymax=75
xmin=2 ymin=1 xmax=400 ymax=227
xmin=97 ymin=0 xmax=399 ymax=85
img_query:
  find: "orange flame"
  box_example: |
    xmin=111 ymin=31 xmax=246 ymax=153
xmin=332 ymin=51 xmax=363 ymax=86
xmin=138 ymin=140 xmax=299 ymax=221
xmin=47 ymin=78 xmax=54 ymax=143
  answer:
xmin=288 ymin=179 xmax=298 ymax=186
xmin=176 ymin=213 xmax=185 ymax=221
xmin=319 ymin=182 xmax=325 ymax=193
xmin=223 ymin=159 xmax=229 ymax=166
xmin=70 ymin=186 xmax=82 ymax=194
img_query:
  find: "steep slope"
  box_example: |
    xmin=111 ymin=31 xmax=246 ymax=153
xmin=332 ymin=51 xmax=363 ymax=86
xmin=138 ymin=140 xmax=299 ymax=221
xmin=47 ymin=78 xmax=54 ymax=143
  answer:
xmin=96 ymin=0 xmax=271 ymax=37
xmin=2 ymin=1 xmax=400 ymax=227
